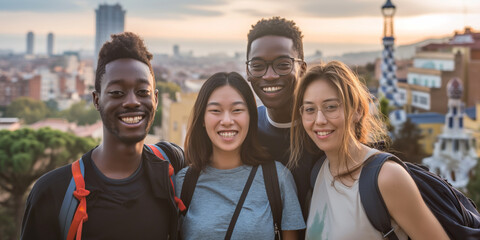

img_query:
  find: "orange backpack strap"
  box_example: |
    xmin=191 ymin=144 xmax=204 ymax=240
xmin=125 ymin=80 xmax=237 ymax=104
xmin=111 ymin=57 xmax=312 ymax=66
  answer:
xmin=146 ymin=144 xmax=186 ymax=212
xmin=66 ymin=159 xmax=90 ymax=240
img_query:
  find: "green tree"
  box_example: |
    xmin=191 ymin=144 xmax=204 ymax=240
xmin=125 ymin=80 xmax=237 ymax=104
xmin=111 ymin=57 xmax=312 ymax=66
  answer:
xmin=5 ymin=98 xmax=49 ymax=124
xmin=467 ymin=161 xmax=480 ymax=208
xmin=60 ymin=100 xmax=99 ymax=126
xmin=0 ymin=128 xmax=98 ymax=239
xmin=379 ymin=96 xmax=394 ymax=132
xmin=391 ymin=118 xmax=426 ymax=164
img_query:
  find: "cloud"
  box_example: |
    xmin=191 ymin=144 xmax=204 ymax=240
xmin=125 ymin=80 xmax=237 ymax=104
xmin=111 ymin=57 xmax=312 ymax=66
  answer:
xmin=0 ymin=0 xmax=227 ymax=18
xmin=296 ymin=0 xmax=477 ymax=18
xmin=234 ymin=9 xmax=269 ymax=18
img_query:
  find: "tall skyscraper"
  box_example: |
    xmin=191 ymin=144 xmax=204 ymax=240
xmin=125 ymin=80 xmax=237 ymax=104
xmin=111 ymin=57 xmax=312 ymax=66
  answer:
xmin=47 ymin=32 xmax=54 ymax=56
xmin=95 ymin=3 xmax=125 ymax=66
xmin=26 ymin=31 xmax=34 ymax=55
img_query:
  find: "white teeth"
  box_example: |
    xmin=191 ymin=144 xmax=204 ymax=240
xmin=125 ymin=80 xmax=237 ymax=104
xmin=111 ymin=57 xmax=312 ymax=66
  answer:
xmin=262 ymin=86 xmax=283 ymax=92
xmin=315 ymin=131 xmax=332 ymax=136
xmin=121 ymin=116 xmax=143 ymax=124
xmin=219 ymin=131 xmax=237 ymax=138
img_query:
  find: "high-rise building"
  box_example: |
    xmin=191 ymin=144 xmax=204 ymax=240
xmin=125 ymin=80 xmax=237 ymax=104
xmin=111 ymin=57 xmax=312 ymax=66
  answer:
xmin=173 ymin=44 xmax=180 ymax=57
xmin=47 ymin=32 xmax=54 ymax=56
xmin=94 ymin=3 xmax=125 ymax=66
xmin=27 ymin=31 xmax=34 ymax=55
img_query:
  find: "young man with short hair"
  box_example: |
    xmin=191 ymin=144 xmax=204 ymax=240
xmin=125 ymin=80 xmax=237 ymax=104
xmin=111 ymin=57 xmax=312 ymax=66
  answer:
xmin=246 ymin=17 xmax=323 ymax=222
xmin=21 ymin=32 xmax=183 ymax=240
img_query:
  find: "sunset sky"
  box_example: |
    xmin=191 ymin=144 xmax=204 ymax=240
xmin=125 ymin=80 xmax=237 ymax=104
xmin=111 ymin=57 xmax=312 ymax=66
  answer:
xmin=1 ymin=0 xmax=479 ymax=56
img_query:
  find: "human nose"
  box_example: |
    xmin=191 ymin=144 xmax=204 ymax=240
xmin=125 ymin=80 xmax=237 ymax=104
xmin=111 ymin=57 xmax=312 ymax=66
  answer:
xmin=262 ymin=64 xmax=279 ymax=80
xmin=314 ymin=109 xmax=328 ymax=125
xmin=220 ymin=112 xmax=234 ymax=125
xmin=123 ymin=91 xmax=140 ymax=108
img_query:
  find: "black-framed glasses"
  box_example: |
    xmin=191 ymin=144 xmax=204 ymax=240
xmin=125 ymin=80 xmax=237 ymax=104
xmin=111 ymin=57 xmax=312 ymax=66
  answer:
xmin=299 ymin=101 xmax=342 ymax=121
xmin=246 ymin=57 xmax=303 ymax=78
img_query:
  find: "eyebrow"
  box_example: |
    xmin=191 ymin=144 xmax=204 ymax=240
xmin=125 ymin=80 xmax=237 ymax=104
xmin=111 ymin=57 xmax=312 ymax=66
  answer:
xmin=105 ymin=78 xmax=151 ymax=88
xmin=249 ymin=55 xmax=291 ymax=61
xmin=206 ymin=101 xmax=246 ymax=107
xmin=303 ymin=98 xmax=340 ymax=104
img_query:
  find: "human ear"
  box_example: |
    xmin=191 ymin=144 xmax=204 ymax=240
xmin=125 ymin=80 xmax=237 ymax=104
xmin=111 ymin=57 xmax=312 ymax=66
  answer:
xmin=92 ymin=91 xmax=100 ymax=110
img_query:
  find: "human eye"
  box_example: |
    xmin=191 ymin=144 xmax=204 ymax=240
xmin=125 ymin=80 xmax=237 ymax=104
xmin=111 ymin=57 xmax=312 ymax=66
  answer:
xmin=323 ymin=102 xmax=339 ymax=112
xmin=137 ymin=89 xmax=151 ymax=97
xmin=274 ymin=59 xmax=292 ymax=70
xmin=303 ymin=105 xmax=316 ymax=114
xmin=207 ymin=107 xmax=221 ymax=114
xmin=108 ymin=90 xmax=124 ymax=97
xmin=233 ymin=107 xmax=246 ymax=113
xmin=250 ymin=60 xmax=266 ymax=70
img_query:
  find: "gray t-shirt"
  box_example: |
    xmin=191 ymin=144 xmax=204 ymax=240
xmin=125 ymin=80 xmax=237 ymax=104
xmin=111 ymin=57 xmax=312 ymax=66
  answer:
xmin=175 ymin=161 xmax=305 ymax=240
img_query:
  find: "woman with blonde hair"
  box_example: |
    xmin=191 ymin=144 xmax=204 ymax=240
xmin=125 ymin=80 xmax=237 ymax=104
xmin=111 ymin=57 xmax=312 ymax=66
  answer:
xmin=289 ymin=61 xmax=448 ymax=240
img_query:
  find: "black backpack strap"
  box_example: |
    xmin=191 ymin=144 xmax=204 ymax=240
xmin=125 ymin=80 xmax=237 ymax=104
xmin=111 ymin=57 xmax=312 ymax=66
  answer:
xmin=262 ymin=161 xmax=283 ymax=239
xmin=154 ymin=141 xmax=185 ymax=174
xmin=225 ymin=165 xmax=258 ymax=240
xmin=180 ymin=166 xmax=201 ymax=215
xmin=59 ymin=158 xmax=85 ymax=240
xmin=311 ymin=155 xmax=327 ymax=189
xmin=359 ymin=152 xmax=404 ymax=240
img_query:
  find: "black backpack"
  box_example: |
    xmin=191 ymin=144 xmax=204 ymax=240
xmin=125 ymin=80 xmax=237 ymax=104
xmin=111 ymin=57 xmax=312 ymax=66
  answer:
xmin=310 ymin=152 xmax=480 ymax=240
xmin=58 ymin=142 xmax=185 ymax=240
xmin=180 ymin=160 xmax=283 ymax=240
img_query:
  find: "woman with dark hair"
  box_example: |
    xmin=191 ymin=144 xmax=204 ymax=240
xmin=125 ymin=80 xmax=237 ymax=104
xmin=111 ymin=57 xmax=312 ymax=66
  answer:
xmin=289 ymin=61 xmax=448 ymax=240
xmin=176 ymin=72 xmax=305 ymax=239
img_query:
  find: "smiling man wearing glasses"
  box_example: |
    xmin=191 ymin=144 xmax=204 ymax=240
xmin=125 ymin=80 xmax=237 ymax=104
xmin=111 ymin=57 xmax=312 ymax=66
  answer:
xmin=246 ymin=17 xmax=324 ymax=236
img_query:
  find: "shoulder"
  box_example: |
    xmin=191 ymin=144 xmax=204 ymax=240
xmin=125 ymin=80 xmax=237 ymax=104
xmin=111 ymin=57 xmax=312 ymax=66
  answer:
xmin=377 ymin=160 xmax=417 ymax=202
xmin=28 ymin=164 xmax=72 ymax=205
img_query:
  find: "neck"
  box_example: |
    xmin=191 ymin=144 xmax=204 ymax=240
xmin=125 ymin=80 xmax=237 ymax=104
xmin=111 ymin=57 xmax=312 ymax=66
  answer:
xmin=326 ymin=142 xmax=369 ymax=176
xmin=210 ymin=148 xmax=242 ymax=170
xmin=267 ymin=104 xmax=292 ymax=124
xmin=92 ymin=138 xmax=145 ymax=179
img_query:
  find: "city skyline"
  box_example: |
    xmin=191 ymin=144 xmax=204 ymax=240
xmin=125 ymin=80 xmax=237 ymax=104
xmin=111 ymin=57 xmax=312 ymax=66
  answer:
xmin=1 ymin=0 xmax=479 ymax=57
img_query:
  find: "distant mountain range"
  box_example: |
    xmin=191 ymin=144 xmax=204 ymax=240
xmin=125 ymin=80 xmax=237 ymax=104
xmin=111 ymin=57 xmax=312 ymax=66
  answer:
xmin=311 ymin=37 xmax=450 ymax=66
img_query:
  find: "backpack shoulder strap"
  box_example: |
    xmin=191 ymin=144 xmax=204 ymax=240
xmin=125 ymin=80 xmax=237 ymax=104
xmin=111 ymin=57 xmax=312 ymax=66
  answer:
xmin=311 ymin=155 xmax=327 ymax=189
xmin=67 ymin=159 xmax=90 ymax=240
xmin=146 ymin=144 xmax=186 ymax=212
xmin=59 ymin=158 xmax=85 ymax=240
xmin=180 ymin=166 xmax=200 ymax=216
xmin=359 ymin=152 xmax=404 ymax=240
xmin=262 ymin=161 xmax=283 ymax=238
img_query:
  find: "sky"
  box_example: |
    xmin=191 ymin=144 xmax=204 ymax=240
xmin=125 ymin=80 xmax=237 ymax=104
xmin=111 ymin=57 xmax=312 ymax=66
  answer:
xmin=0 ymin=0 xmax=479 ymax=57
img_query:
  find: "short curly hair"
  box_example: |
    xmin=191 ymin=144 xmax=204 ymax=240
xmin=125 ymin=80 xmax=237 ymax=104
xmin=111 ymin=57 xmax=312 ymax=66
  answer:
xmin=95 ymin=32 xmax=154 ymax=93
xmin=247 ymin=16 xmax=304 ymax=60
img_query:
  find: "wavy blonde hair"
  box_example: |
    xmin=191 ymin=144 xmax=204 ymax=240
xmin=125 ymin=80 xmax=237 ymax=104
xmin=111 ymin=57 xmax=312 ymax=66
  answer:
xmin=288 ymin=61 xmax=389 ymax=178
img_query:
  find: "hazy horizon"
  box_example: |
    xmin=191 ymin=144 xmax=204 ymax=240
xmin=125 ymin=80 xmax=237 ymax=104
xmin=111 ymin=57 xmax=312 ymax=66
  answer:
xmin=1 ymin=0 xmax=479 ymax=57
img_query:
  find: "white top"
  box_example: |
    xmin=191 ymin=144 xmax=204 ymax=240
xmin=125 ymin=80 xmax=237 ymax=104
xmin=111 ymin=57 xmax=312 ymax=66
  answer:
xmin=306 ymin=148 xmax=408 ymax=240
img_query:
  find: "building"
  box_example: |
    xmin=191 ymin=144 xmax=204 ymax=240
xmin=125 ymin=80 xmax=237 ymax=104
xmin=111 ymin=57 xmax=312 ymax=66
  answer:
xmin=161 ymin=92 xmax=197 ymax=147
xmin=47 ymin=32 xmax=54 ymax=56
xmin=399 ymin=27 xmax=480 ymax=114
xmin=94 ymin=3 xmax=125 ymax=66
xmin=26 ymin=31 xmax=34 ymax=55
xmin=422 ymin=78 xmax=478 ymax=189
xmin=407 ymin=112 xmax=445 ymax=155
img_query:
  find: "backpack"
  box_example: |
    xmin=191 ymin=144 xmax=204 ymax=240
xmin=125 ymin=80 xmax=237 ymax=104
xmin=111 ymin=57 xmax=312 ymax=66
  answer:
xmin=58 ymin=142 xmax=186 ymax=240
xmin=180 ymin=160 xmax=283 ymax=240
xmin=310 ymin=152 xmax=480 ymax=240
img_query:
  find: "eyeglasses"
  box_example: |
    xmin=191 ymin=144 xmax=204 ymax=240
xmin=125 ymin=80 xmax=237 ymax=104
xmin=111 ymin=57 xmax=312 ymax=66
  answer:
xmin=299 ymin=101 xmax=342 ymax=121
xmin=246 ymin=57 xmax=303 ymax=78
